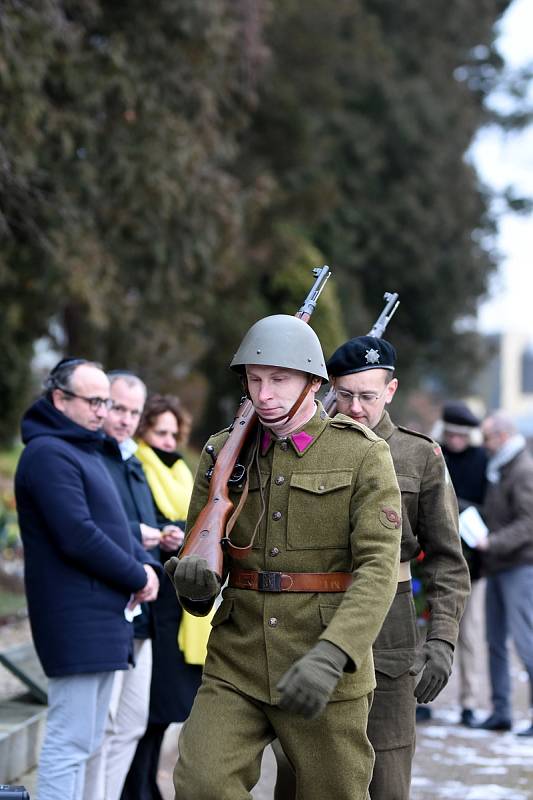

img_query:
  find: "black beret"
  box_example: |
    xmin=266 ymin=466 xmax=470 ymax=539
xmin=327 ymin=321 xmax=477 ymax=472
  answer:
xmin=442 ymin=401 xmax=480 ymax=429
xmin=327 ymin=336 xmax=396 ymax=377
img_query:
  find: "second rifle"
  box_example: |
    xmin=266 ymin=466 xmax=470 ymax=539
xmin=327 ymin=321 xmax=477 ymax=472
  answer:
xmin=322 ymin=291 xmax=399 ymax=415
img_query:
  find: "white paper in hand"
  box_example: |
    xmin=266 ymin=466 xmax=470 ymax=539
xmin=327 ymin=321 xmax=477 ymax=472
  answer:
xmin=124 ymin=597 xmax=143 ymax=622
xmin=459 ymin=506 xmax=488 ymax=548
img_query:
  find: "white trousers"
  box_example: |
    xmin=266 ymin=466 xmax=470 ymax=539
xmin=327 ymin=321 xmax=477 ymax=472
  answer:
xmin=83 ymin=638 xmax=153 ymax=800
xmin=457 ymin=577 xmax=486 ymax=710
xmin=37 ymin=671 xmax=115 ymax=800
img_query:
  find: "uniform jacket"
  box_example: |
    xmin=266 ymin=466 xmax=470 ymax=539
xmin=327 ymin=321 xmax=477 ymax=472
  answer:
xmin=482 ymin=446 xmax=533 ymax=574
xmin=15 ymin=398 xmax=156 ymax=678
xmin=180 ymin=403 xmax=402 ymax=705
xmin=373 ymin=412 xmax=469 ymax=652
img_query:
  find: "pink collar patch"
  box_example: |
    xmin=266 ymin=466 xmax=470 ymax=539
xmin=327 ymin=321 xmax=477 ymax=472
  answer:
xmin=291 ymin=430 xmax=314 ymax=453
xmin=261 ymin=429 xmax=314 ymax=454
xmin=261 ymin=431 xmax=272 ymax=455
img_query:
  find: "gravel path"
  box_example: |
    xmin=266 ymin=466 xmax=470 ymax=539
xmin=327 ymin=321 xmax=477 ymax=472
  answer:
xmin=3 ymin=616 xmax=533 ymax=799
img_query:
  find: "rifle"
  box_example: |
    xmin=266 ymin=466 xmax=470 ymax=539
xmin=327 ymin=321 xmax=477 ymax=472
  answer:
xmin=322 ymin=291 xmax=400 ymax=415
xmin=179 ymin=266 xmax=332 ymax=579
xmin=368 ymin=291 xmax=400 ymax=338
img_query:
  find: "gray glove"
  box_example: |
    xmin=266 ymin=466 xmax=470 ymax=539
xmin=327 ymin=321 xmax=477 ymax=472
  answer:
xmin=276 ymin=640 xmax=348 ymax=720
xmin=164 ymin=555 xmax=221 ymax=601
xmin=409 ymin=638 xmax=454 ymax=704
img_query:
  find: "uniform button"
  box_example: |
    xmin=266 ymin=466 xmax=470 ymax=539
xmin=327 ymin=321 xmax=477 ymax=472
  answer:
xmin=272 ymin=511 xmax=282 ymax=521
xmin=275 ymin=475 xmax=285 ymax=485
xmin=270 ymin=547 xmax=280 ymax=557
xmin=268 ymin=617 xmax=278 ymax=627
xmin=318 ymin=484 xmax=325 ymax=492
xmin=279 ymin=441 xmax=289 ymax=451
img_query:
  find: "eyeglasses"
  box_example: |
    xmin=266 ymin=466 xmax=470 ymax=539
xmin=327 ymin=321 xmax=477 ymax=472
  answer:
xmin=335 ymin=387 xmax=387 ymax=406
xmin=61 ymin=388 xmax=113 ymax=410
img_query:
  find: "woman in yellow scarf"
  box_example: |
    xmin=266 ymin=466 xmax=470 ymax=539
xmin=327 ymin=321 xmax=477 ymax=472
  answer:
xmin=121 ymin=394 xmax=209 ymax=800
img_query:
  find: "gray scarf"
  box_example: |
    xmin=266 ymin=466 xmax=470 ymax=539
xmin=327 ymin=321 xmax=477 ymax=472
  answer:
xmin=486 ymin=433 xmax=526 ymax=484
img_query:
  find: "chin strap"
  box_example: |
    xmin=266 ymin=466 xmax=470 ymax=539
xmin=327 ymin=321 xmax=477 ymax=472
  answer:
xmin=256 ymin=378 xmax=314 ymax=426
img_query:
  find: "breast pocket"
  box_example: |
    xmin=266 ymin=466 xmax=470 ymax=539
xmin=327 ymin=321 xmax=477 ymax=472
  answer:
xmin=287 ymin=470 xmax=352 ymax=550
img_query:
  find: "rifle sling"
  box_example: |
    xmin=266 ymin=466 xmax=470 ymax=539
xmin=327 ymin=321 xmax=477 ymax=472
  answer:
xmin=224 ymin=426 xmax=265 ymax=560
xmin=256 ymin=378 xmax=313 ymax=425
xmin=223 ymin=382 xmax=314 ymax=560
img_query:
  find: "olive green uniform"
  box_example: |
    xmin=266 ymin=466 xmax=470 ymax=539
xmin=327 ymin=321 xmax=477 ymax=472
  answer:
xmin=368 ymin=411 xmax=470 ymax=800
xmin=174 ymin=403 xmax=402 ymax=800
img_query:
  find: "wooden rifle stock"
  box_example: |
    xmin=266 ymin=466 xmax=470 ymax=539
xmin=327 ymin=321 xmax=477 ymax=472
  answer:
xmin=179 ymin=266 xmax=332 ymax=579
xmin=180 ymin=397 xmax=257 ymax=577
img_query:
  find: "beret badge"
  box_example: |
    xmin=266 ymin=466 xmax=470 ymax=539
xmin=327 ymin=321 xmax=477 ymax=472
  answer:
xmin=365 ymin=348 xmax=380 ymax=365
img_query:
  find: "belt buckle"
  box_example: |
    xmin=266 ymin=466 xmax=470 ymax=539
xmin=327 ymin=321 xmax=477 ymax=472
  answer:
xmin=257 ymin=571 xmax=282 ymax=592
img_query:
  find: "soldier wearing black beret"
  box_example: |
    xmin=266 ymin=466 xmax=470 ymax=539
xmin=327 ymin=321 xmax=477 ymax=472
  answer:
xmin=273 ymin=335 xmax=470 ymax=800
xmin=328 ymin=335 xmax=469 ymax=799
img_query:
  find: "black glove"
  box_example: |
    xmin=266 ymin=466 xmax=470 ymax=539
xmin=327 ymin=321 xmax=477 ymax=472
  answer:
xmin=409 ymin=638 xmax=454 ymax=704
xmin=164 ymin=555 xmax=221 ymax=601
xmin=276 ymin=640 xmax=348 ymax=720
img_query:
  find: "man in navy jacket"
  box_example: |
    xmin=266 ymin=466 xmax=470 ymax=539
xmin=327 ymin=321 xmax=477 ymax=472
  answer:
xmin=15 ymin=358 xmax=160 ymax=800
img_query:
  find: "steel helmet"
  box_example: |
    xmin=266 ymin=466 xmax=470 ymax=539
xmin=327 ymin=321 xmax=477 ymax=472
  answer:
xmin=230 ymin=314 xmax=329 ymax=382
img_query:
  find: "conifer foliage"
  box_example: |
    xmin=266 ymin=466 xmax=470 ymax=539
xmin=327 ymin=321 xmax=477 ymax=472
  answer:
xmin=0 ymin=0 xmax=519 ymax=441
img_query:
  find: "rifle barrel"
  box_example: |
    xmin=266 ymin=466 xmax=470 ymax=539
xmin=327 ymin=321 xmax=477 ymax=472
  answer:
xmin=324 ymin=290 xmax=400 ymax=415
xmin=296 ymin=265 xmax=331 ymax=322
xmin=367 ymin=292 xmax=399 ymax=338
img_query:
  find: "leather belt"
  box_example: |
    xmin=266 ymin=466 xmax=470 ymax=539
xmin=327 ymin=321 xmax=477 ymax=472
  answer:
xmin=398 ymin=561 xmax=411 ymax=582
xmin=228 ymin=568 xmax=352 ymax=593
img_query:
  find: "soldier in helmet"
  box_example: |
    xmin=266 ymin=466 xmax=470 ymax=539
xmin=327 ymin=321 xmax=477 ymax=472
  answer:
xmin=164 ymin=315 xmax=402 ymax=800
xmin=324 ymin=335 xmax=470 ymax=799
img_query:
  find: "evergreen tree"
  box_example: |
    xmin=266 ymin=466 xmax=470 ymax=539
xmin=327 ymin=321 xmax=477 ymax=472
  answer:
xmin=0 ymin=0 xmax=526 ymax=443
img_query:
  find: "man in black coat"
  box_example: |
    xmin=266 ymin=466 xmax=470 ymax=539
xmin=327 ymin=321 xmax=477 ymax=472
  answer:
xmin=15 ymin=359 xmax=160 ymax=800
xmin=440 ymin=401 xmax=487 ymax=727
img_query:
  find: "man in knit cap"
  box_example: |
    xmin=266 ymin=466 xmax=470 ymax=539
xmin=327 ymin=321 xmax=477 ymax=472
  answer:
xmin=439 ymin=401 xmax=488 ymax=726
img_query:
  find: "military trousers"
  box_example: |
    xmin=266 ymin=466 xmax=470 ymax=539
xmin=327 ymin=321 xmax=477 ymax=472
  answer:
xmin=367 ymin=581 xmax=417 ymax=800
xmin=272 ymin=677 xmax=416 ymax=800
xmin=173 ymin=674 xmax=374 ymax=800
xmin=272 ymin=582 xmax=417 ymax=800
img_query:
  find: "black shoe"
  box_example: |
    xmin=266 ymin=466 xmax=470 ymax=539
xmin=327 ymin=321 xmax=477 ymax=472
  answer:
xmin=475 ymin=713 xmax=512 ymax=731
xmin=516 ymin=724 xmax=533 ymax=737
xmin=416 ymin=706 xmax=432 ymax=722
xmin=460 ymin=708 xmax=476 ymax=727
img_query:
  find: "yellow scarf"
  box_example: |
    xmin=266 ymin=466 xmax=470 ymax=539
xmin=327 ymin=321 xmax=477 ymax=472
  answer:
xmin=136 ymin=440 xmax=212 ymax=665
xmin=136 ymin=440 xmax=194 ymax=521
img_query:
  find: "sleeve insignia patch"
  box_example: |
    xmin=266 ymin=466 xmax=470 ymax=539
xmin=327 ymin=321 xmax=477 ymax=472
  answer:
xmin=380 ymin=507 xmax=402 ymax=529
